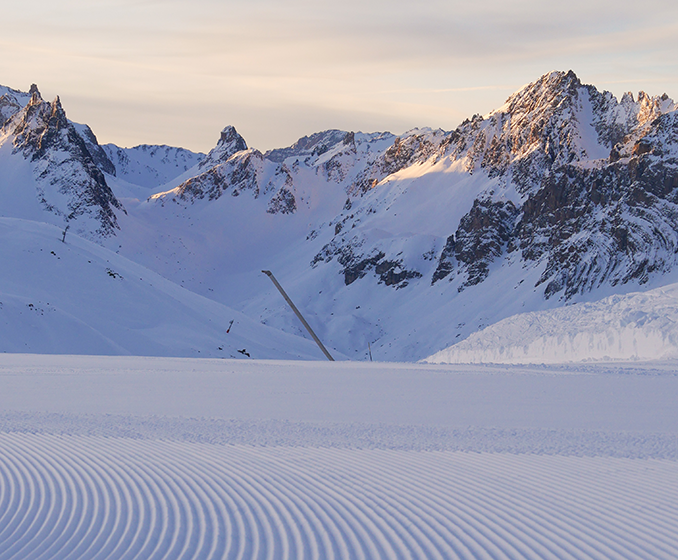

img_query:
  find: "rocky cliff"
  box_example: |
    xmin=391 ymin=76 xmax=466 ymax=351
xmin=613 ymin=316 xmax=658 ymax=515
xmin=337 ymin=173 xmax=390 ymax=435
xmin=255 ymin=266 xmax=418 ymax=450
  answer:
xmin=0 ymin=85 xmax=123 ymax=239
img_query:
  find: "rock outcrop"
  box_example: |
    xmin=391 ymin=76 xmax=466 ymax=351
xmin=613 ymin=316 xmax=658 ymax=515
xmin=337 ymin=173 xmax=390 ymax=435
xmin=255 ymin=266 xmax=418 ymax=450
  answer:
xmin=1 ymin=85 xmax=124 ymax=239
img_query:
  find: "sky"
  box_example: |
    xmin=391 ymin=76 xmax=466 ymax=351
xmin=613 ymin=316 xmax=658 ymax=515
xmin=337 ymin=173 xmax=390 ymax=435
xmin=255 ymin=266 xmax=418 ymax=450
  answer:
xmin=2 ymin=0 xmax=678 ymax=153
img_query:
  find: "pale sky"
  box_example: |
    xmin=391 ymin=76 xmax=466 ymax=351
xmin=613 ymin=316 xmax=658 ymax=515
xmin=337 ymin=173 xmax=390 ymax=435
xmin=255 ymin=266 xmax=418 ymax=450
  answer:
xmin=2 ymin=0 xmax=678 ymax=153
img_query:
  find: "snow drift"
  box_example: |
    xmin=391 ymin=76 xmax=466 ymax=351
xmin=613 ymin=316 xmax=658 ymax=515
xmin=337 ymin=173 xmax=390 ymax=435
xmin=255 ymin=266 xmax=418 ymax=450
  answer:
xmin=427 ymin=283 xmax=678 ymax=364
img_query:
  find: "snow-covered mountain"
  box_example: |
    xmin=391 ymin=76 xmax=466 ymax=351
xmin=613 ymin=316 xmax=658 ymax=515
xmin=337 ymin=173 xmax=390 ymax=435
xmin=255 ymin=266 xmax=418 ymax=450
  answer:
xmin=103 ymin=70 xmax=678 ymax=361
xmin=0 ymin=84 xmax=31 ymax=124
xmin=302 ymin=70 xmax=678 ymax=301
xmin=102 ymin=143 xmax=204 ymax=190
xmin=3 ymin=71 xmax=678 ymax=361
xmin=426 ymin=282 xmax=678 ymax=364
xmin=0 ymin=83 xmax=204 ymax=238
xmin=0 ymin=85 xmax=123 ymax=240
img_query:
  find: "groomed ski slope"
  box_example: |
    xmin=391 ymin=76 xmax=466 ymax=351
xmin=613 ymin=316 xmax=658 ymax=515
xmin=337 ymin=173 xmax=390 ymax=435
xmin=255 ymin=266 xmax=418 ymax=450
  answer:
xmin=2 ymin=435 xmax=677 ymax=560
xmin=1 ymin=355 xmax=677 ymax=559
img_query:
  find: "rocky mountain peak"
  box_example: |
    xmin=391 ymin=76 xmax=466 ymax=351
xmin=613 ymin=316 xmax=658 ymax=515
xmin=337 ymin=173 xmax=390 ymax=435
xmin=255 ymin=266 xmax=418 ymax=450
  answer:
xmin=504 ymin=70 xmax=583 ymax=112
xmin=636 ymin=90 xmax=674 ymax=127
xmin=11 ymin=95 xmax=71 ymax=159
xmin=50 ymin=96 xmax=68 ymax=128
xmin=620 ymin=91 xmax=634 ymax=104
xmin=440 ymin=69 xmax=605 ymax=189
xmin=264 ymin=129 xmax=347 ymax=163
xmin=28 ymin=84 xmax=42 ymax=104
xmin=199 ymin=125 xmax=248 ymax=170
xmin=1 ymin=89 xmax=124 ymax=239
xmin=219 ymin=125 xmax=246 ymax=146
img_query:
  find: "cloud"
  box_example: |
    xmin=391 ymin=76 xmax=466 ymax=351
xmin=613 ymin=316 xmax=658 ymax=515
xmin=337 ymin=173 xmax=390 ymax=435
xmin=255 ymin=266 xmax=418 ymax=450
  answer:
xmin=2 ymin=0 xmax=678 ymax=150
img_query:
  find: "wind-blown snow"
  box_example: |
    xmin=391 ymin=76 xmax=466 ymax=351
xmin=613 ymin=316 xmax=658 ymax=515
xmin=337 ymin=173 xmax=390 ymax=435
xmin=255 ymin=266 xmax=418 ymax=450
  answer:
xmin=427 ymin=282 xmax=678 ymax=364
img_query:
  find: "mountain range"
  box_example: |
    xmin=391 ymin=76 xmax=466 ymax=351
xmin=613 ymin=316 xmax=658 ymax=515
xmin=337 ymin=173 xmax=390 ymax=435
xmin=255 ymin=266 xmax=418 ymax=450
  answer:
xmin=2 ymin=70 xmax=678 ymax=361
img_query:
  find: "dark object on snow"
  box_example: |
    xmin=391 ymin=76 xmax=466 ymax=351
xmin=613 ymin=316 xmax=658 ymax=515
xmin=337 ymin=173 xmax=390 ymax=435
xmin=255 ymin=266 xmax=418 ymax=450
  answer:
xmin=262 ymin=270 xmax=335 ymax=361
xmin=237 ymin=348 xmax=250 ymax=357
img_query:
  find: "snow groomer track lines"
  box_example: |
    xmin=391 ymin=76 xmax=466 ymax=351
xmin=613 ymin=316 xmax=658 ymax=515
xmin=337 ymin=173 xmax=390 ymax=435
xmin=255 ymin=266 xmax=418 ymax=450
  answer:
xmin=1 ymin=434 xmax=677 ymax=560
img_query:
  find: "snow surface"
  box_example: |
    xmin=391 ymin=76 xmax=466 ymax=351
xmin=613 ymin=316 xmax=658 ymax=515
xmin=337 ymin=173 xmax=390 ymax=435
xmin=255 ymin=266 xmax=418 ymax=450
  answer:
xmin=102 ymin=143 xmax=204 ymax=190
xmin=427 ymin=282 xmax=678 ymax=364
xmin=0 ymin=354 xmax=677 ymax=558
xmin=0 ymin=217 xmax=328 ymax=360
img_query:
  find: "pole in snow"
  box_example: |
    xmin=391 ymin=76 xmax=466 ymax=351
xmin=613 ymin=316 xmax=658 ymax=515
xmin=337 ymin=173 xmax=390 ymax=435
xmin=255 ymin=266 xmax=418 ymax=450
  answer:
xmin=262 ymin=270 xmax=335 ymax=361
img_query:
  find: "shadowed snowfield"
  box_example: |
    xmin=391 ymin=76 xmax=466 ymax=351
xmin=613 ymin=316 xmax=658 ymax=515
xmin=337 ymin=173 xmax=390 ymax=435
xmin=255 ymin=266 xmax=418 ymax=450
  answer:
xmin=0 ymin=354 xmax=677 ymax=558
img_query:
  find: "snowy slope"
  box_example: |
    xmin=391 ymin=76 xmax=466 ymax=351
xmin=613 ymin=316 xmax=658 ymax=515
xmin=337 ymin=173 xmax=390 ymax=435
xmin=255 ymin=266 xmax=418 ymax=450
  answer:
xmin=0 ymin=217 xmax=328 ymax=360
xmin=0 ymin=355 xmax=677 ymax=558
xmin=112 ymin=127 xmax=473 ymax=361
xmin=427 ymin=282 xmax=678 ymax=364
xmin=102 ymin=143 xmax=204 ymax=190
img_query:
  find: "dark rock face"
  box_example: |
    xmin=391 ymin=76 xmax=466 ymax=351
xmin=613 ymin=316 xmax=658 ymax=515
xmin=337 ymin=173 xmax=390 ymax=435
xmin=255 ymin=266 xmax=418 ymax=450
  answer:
xmin=515 ymin=150 xmax=678 ymax=298
xmin=220 ymin=126 xmax=247 ymax=149
xmin=341 ymin=251 xmax=421 ymax=288
xmin=265 ymin=130 xmax=347 ymax=163
xmin=342 ymin=250 xmax=385 ymax=285
xmin=431 ymin=235 xmax=456 ymax=284
xmin=374 ymin=259 xmax=422 ymax=287
xmin=72 ymin=123 xmax=117 ymax=176
xmin=430 ymin=198 xmax=521 ymax=289
xmin=4 ymin=88 xmax=123 ymax=238
xmin=198 ymin=125 xmax=248 ymax=170
xmin=454 ymin=199 xmax=519 ymax=289
xmin=312 ymin=239 xmax=422 ymax=288
xmin=349 ymin=130 xmax=445 ymax=195
xmin=267 ymin=186 xmax=296 ymax=214
xmin=175 ymin=150 xmax=264 ymax=202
